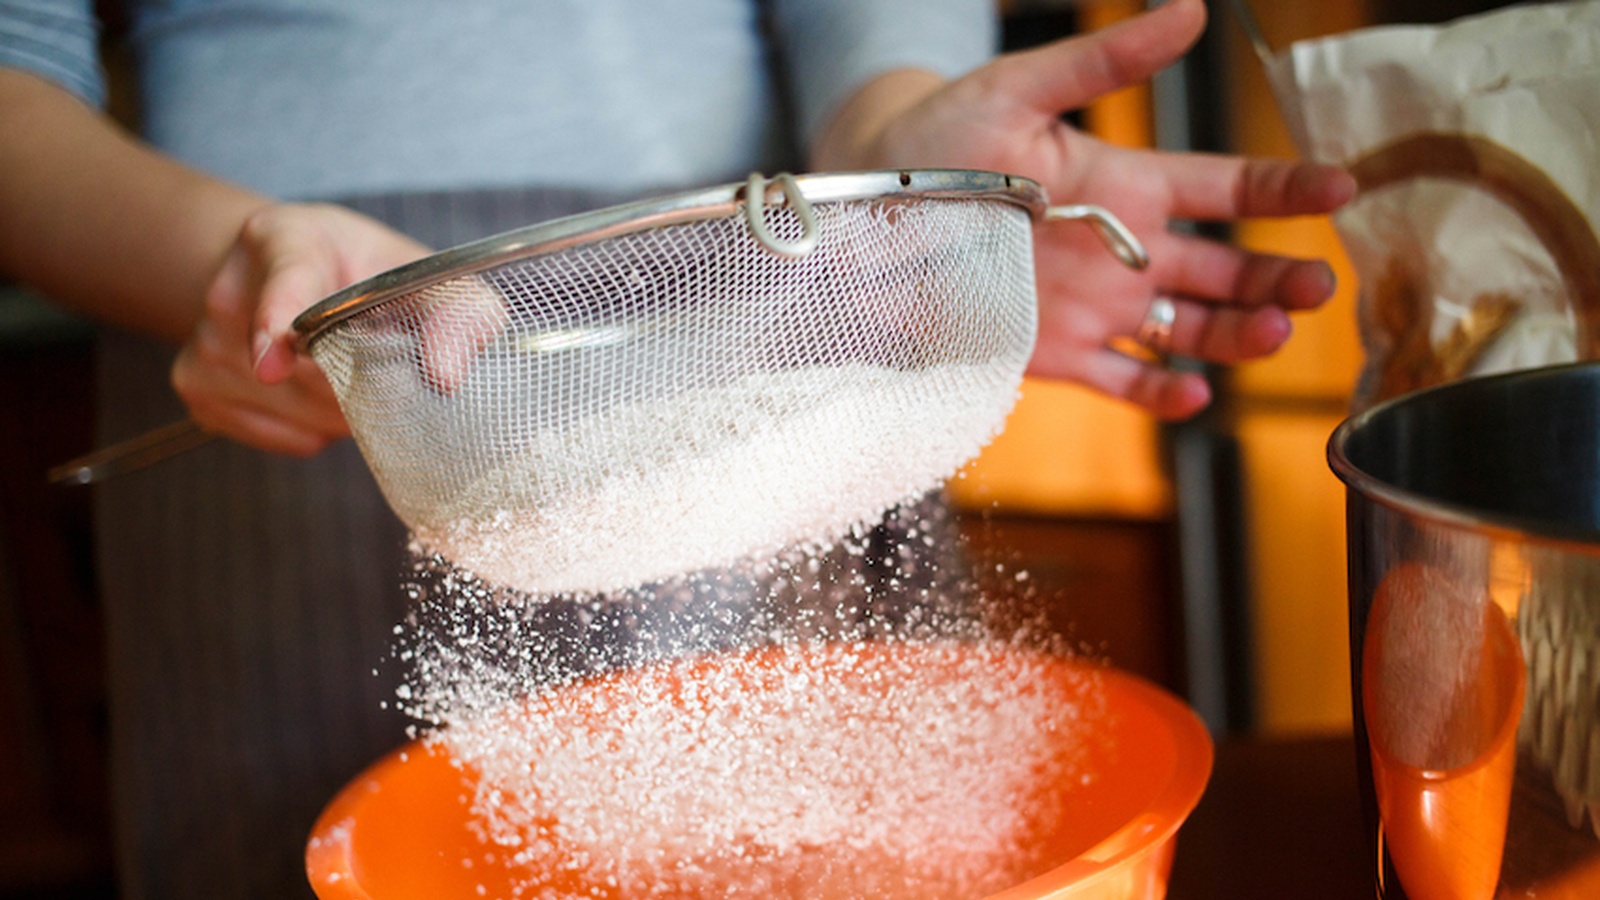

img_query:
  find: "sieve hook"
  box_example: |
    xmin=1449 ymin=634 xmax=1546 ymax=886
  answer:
xmin=1043 ymin=205 xmax=1150 ymax=271
xmin=743 ymin=172 xmax=820 ymax=258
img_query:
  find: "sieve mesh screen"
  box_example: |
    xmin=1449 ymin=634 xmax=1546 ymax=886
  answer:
xmin=307 ymin=188 xmax=1039 ymax=594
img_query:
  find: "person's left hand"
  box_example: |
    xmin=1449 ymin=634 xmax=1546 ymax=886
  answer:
xmin=819 ymin=0 xmax=1355 ymax=419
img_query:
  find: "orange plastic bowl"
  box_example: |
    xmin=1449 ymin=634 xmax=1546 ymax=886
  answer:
xmin=307 ymin=642 xmax=1212 ymax=900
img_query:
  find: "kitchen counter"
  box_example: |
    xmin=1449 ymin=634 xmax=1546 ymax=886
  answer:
xmin=1169 ymin=734 xmax=1371 ymax=899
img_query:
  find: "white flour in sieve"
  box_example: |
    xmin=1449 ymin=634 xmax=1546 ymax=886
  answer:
xmin=432 ymin=639 xmax=1107 ymax=900
xmin=409 ymin=362 xmax=1020 ymax=596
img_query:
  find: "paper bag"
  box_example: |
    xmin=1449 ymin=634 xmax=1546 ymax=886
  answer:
xmin=1259 ymin=1 xmax=1600 ymax=409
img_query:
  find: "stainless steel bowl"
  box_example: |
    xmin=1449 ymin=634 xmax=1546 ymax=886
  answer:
xmin=1330 ymin=361 xmax=1600 ymax=900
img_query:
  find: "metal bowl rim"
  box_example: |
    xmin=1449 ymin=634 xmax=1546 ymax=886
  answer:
xmin=1327 ymin=361 xmax=1600 ymax=549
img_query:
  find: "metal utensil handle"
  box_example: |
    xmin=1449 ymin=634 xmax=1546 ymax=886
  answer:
xmin=48 ymin=419 xmax=214 ymax=486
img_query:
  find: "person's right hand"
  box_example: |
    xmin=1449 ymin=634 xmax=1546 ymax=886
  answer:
xmin=814 ymin=0 xmax=1354 ymax=421
xmin=172 ymin=202 xmax=432 ymax=456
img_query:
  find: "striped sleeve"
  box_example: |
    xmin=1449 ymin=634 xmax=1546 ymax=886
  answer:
xmin=0 ymin=0 xmax=105 ymax=107
xmin=767 ymin=0 xmax=998 ymax=151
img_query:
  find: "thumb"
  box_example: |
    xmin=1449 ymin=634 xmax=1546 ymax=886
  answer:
xmin=252 ymin=259 xmax=330 ymax=383
xmin=998 ymin=0 xmax=1206 ymax=117
xmin=248 ymin=224 xmax=343 ymax=384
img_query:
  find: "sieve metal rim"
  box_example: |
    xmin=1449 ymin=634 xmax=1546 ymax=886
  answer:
xmin=291 ymin=168 xmax=1048 ymax=348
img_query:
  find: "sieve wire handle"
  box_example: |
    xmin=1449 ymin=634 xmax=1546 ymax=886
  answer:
xmin=1043 ymin=205 xmax=1150 ymax=271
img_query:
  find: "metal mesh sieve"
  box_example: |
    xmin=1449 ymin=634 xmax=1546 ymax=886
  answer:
xmin=294 ymin=170 xmax=1146 ymax=595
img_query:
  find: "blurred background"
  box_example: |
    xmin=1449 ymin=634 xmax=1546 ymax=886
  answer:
xmin=0 ymin=0 xmax=1521 ymax=896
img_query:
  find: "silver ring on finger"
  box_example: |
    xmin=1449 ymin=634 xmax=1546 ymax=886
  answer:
xmin=1135 ymin=296 xmax=1178 ymax=357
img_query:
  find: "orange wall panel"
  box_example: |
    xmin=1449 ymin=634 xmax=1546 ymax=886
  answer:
xmin=950 ymin=379 xmax=1170 ymax=519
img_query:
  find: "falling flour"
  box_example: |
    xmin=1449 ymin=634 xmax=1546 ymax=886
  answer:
xmin=409 ymin=363 xmax=1020 ymax=595
xmin=430 ymin=639 xmax=1108 ymax=900
xmin=382 ymin=493 xmax=1123 ymax=898
xmin=378 ymin=352 xmax=1119 ymax=897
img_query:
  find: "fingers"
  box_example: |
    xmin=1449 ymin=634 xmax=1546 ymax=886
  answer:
xmin=180 ymin=276 xmax=349 ymax=444
xmin=1134 ymin=150 xmax=1356 ymax=222
xmin=173 ymin=322 xmax=349 ymax=456
xmin=1030 ymin=295 xmax=1292 ymax=420
xmin=995 ymin=0 xmax=1205 ymax=117
xmin=238 ymin=209 xmax=346 ymax=383
xmin=1117 ymin=244 xmax=1326 ymax=367
xmin=417 ymin=275 xmax=509 ymax=393
xmin=1029 ymin=231 xmax=1337 ymax=415
xmin=186 ymin=201 xmax=488 ymax=459
xmin=195 ymin=395 xmax=339 ymax=457
xmin=1160 ymin=297 xmax=1291 ymax=364
xmin=1028 ymin=341 xmax=1214 ymax=421
xmin=179 ymin=208 xmax=352 ymax=454
xmin=1151 ymin=230 xmax=1338 ymax=311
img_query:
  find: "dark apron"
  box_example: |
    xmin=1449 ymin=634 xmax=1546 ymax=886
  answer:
xmin=93 ymin=184 xmax=969 ymax=900
xmin=93 ymin=186 xmax=635 ymax=900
